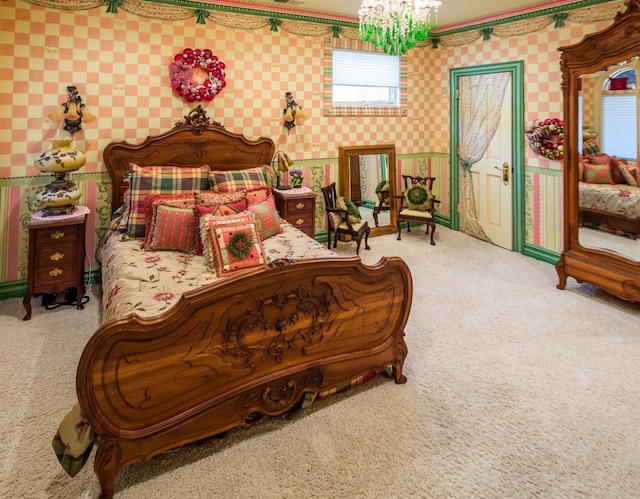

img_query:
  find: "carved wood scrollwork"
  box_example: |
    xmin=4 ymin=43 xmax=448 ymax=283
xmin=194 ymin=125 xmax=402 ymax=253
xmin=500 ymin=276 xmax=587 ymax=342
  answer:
xmin=237 ymin=369 xmax=324 ymax=415
xmin=174 ymin=105 xmax=224 ymax=135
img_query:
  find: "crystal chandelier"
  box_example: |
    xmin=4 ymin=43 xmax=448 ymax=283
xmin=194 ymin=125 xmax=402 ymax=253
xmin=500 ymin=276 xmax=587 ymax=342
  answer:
xmin=358 ymin=0 xmax=442 ymax=55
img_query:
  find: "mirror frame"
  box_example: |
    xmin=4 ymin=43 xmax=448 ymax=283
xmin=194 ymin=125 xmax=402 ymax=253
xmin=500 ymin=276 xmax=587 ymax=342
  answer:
xmin=338 ymin=144 xmax=398 ymax=237
xmin=556 ymin=0 xmax=640 ymax=303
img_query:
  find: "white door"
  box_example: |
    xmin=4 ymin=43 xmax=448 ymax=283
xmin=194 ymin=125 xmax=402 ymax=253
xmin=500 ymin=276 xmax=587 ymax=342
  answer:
xmin=465 ymin=75 xmax=513 ymax=249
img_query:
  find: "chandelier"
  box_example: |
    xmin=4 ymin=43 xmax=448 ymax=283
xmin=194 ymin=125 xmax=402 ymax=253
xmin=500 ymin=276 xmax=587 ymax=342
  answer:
xmin=358 ymin=0 xmax=442 ymax=55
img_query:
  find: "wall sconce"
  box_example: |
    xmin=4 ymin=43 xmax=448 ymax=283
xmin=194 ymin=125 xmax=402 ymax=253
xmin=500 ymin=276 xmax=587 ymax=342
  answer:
xmin=271 ymin=151 xmax=293 ymax=190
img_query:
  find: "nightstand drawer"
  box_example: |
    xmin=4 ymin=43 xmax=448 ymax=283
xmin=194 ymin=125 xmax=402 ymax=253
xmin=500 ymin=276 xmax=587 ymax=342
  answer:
xmin=288 ymin=214 xmax=314 ymax=234
xmin=284 ymin=198 xmax=313 ymax=214
xmin=34 ymin=224 xmax=81 ymax=244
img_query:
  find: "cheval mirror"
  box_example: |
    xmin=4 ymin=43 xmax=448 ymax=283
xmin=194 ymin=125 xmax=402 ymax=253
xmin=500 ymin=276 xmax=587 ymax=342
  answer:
xmin=556 ymin=0 xmax=640 ymax=303
xmin=338 ymin=144 xmax=397 ymax=237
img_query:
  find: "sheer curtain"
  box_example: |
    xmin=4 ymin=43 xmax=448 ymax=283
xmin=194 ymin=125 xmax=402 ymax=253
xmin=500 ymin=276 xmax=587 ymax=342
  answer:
xmin=458 ymin=72 xmax=511 ymax=241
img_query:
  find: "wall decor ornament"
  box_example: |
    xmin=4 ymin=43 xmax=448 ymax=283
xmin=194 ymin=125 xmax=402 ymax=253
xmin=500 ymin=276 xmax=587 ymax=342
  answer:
xmin=525 ymin=118 xmax=564 ymax=160
xmin=169 ymin=48 xmax=226 ymax=103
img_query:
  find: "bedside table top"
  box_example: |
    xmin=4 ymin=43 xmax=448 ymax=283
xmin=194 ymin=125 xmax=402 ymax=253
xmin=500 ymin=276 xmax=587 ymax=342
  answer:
xmin=32 ymin=205 xmax=90 ymax=222
xmin=274 ymin=187 xmax=313 ymax=197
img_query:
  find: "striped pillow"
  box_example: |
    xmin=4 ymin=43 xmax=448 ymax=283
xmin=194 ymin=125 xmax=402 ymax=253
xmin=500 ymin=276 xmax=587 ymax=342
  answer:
xmin=199 ymin=212 xmax=255 ymax=269
xmin=209 ymin=166 xmax=268 ymax=193
xmin=143 ymin=204 xmax=197 ymax=253
xmin=123 ymin=164 xmax=210 ymax=238
xmin=208 ymin=220 xmax=266 ymax=275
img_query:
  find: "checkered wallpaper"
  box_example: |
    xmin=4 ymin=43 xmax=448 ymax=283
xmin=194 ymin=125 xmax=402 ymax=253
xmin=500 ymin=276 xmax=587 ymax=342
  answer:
xmin=0 ymin=0 xmax=615 ymax=284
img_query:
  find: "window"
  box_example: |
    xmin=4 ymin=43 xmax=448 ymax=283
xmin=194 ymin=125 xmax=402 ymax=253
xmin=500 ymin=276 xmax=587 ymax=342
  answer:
xmin=324 ymin=38 xmax=407 ymax=116
xmin=332 ymin=50 xmax=399 ymax=107
xmin=601 ymin=68 xmax=638 ymax=158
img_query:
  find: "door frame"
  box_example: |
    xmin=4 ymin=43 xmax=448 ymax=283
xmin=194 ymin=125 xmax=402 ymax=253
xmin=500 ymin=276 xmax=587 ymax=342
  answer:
xmin=449 ymin=61 xmax=525 ymax=254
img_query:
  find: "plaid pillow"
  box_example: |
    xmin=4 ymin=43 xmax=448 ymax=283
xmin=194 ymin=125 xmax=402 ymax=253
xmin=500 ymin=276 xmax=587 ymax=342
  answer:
xmin=582 ymin=139 xmax=600 ymax=156
xmin=247 ymin=195 xmax=283 ymax=240
xmin=583 ymin=162 xmax=613 ymax=184
xmin=123 ymin=164 xmax=210 ymax=238
xmin=209 ymin=166 xmax=268 ymax=193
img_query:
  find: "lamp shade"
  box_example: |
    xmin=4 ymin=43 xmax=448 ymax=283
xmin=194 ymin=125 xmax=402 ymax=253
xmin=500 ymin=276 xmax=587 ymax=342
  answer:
xmin=34 ymin=138 xmax=86 ymax=174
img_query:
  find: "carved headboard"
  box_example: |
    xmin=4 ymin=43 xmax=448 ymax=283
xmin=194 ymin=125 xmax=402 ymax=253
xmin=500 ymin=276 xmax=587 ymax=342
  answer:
xmin=103 ymin=106 xmax=276 ymax=210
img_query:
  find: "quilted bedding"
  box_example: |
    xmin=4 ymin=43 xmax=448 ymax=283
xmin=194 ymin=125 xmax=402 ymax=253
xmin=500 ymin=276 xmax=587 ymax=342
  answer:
xmin=97 ymin=221 xmax=336 ymax=324
xmin=578 ymin=182 xmax=640 ymax=220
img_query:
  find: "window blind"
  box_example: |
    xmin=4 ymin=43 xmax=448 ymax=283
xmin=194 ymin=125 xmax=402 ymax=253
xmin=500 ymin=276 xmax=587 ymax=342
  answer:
xmin=333 ymin=50 xmax=399 ymax=88
xmin=602 ymin=94 xmax=638 ymax=158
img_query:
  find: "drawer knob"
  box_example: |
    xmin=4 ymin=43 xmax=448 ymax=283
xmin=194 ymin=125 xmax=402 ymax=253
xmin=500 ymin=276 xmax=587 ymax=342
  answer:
xmin=295 ymin=218 xmax=305 ymax=226
xmin=50 ymin=230 xmax=65 ymax=240
xmin=50 ymin=252 xmax=64 ymax=261
xmin=296 ymin=202 xmax=305 ymax=209
xmin=49 ymin=268 xmax=64 ymax=277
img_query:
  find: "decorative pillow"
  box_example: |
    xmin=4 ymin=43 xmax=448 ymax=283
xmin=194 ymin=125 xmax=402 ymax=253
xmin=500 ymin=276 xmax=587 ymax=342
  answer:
xmin=585 ymin=153 xmax=611 ymax=166
xmin=336 ymin=196 xmax=362 ymax=224
xmin=142 ymin=194 xmax=194 ymax=242
xmin=194 ymin=189 xmax=247 ymax=207
xmin=583 ymin=162 xmax=613 ymax=184
xmin=609 ymin=157 xmax=628 ymax=184
xmin=620 ymin=163 xmax=638 ymax=186
xmin=247 ymin=195 xmax=283 ymax=240
xmin=209 ymin=166 xmax=268 ymax=193
xmin=123 ymin=164 xmax=210 ymax=238
xmin=403 ymin=185 xmax=432 ymax=211
xmin=142 ymin=204 xmax=198 ymax=253
xmin=375 ymin=181 xmax=390 ymax=204
xmin=582 ymin=139 xmax=600 ymax=156
xmin=207 ymin=220 xmax=266 ymax=275
xmin=199 ymin=212 xmax=254 ymax=267
xmin=246 ymin=186 xmax=272 ymax=205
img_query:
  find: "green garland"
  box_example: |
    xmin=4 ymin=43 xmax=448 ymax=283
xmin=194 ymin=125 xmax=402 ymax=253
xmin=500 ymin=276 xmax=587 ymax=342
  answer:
xmin=228 ymin=230 xmax=252 ymax=260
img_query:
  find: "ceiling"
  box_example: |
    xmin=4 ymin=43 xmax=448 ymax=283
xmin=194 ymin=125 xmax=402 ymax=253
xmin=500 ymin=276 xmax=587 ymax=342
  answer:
xmin=208 ymin=0 xmax=582 ymax=29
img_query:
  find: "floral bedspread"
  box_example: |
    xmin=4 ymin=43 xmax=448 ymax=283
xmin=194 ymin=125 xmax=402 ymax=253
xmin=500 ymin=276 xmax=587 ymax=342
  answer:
xmin=579 ymin=182 xmax=640 ymax=219
xmin=97 ymin=221 xmax=336 ymax=324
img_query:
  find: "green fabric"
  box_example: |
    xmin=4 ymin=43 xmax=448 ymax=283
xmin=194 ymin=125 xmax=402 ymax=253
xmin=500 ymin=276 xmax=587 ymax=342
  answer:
xmin=403 ymin=186 xmax=432 ymax=211
xmin=336 ymin=196 xmax=362 ymax=223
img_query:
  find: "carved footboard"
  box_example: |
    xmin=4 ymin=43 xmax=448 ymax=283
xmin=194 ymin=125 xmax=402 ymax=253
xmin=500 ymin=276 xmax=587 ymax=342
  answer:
xmin=77 ymin=256 xmax=412 ymax=498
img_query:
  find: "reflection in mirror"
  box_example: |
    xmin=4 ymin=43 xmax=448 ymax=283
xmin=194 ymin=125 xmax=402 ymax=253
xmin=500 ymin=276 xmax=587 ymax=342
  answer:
xmin=338 ymin=145 xmax=397 ymax=236
xmin=577 ymin=59 xmax=640 ymax=262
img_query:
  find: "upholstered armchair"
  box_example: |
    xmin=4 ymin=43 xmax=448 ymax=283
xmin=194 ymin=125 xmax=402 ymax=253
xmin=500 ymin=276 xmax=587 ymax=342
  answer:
xmin=321 ymin=183 xmax=371 ymax=255
xmin=396 ymin=175 xmax=440 ymax=245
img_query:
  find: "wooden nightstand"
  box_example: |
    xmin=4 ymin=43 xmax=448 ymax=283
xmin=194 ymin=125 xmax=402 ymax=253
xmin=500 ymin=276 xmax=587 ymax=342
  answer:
xmin=273 ymin=187 xmax=316 ymax=239
xmin=23 ymin=210 xmax=87 ymax=321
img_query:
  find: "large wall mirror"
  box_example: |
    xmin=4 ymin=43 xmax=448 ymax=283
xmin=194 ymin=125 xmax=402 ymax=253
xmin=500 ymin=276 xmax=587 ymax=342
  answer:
xmin=338 ymin=144 xmax=397 ymax=237
xmin=578 ymin=60 xmax=640 ymax=262
xmin=556 ymin=0 xmax=640 ymax=303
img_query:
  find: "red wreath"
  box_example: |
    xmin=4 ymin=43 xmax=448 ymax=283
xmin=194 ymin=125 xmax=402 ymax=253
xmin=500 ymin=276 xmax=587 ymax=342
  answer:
xmin=525 ymin=118 xmax=564 ymax=160
xmin=169 ymin=48 xmax=226 ymax=103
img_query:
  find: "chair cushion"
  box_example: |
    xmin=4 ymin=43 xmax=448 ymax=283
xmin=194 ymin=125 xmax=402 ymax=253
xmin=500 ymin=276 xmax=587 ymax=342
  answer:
xmin=399 ymin=208 xmax=433 ymax=219
xmin=403 ymin=185 xmax=432 ymax=211
xmin=336 ymin=196 xmax=362 ymax=223
xmin=337 ymin=219 xmax=368 ymax=231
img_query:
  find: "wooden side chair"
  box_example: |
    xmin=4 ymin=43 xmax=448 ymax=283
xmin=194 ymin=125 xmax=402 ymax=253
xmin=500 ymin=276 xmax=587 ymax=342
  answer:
xmin=396 ymin=175 xmax=441 ymax=246
xmin=372 ymin=180 xmax=390 ymax=227
xmin=321 ymin=183 xmax=371 ymax=255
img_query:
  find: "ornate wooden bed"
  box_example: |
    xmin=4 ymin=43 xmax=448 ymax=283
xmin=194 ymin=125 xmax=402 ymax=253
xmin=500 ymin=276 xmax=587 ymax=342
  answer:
xmin=75 ymin=107 xmax=412 ymax=498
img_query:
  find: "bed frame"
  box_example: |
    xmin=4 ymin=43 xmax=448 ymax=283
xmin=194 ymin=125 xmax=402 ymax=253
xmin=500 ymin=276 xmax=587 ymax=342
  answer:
xmin=78 ymin=106 xmax=412 ymax=498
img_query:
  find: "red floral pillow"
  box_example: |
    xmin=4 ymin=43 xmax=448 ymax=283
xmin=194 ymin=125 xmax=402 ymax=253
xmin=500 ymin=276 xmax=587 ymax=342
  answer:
xmin=246 ymin=186 xmax=272 ymax=206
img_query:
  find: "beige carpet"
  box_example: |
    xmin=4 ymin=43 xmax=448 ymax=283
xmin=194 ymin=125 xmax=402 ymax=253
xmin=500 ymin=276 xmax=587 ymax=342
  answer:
xmin=1 ymin=226 xmax=639 ymax=498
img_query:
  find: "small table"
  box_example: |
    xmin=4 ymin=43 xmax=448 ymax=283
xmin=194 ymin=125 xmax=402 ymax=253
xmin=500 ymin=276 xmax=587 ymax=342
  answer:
xmin=273 ymin=187 xmax=316 ymax=239
xmin=23 ymin=207 xmax=88 ymax=321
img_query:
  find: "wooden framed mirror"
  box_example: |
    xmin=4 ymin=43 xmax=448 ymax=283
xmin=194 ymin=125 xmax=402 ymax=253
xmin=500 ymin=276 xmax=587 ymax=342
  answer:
xmin=338 ymin=144 xmax=397 ymax=237
xmin=556 ymin=0 xmax=640 ymax=303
